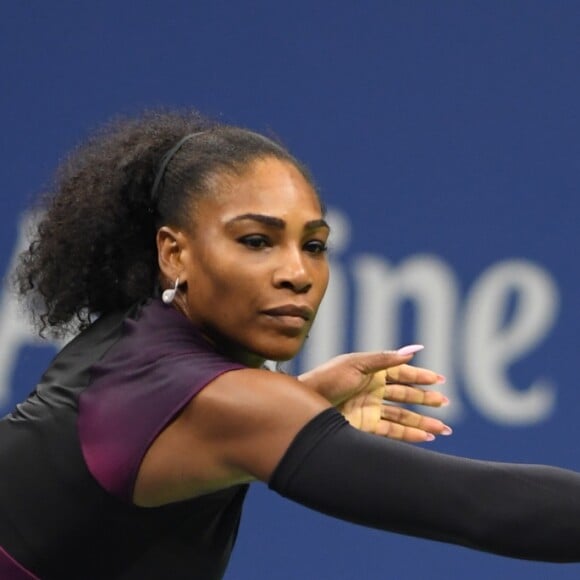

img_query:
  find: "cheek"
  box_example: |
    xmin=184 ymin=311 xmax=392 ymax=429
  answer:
xmin=194 ymin=263 xmax=260 ymax=308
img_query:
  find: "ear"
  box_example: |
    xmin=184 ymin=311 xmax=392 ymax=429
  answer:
xmin=156 ymin=226 xmax=189 ymax=284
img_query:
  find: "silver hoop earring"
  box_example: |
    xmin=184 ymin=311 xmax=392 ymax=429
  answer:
xmin=162 ymin=277 xmax=180 ymax=304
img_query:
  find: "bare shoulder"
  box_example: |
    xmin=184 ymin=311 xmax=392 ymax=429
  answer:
xmin=192 ymin=367 xmax=328 ymax=435
xmin=134 ymin=367 xmax=330 ymax=507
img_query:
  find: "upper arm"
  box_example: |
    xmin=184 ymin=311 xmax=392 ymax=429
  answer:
xmin=134 ymin=368 xmax=331 ymax=506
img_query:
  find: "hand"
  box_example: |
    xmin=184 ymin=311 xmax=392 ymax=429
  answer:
xmin=297 ymin=346 xmax=452 ymax=443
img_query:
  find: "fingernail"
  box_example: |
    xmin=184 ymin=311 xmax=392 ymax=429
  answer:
xmin=440 ymin=396 xmax=450 ymax=407
xmin=441 ymin=425 xmax=453 ymax=436
xmin=436 ymin=374 xmax=446 ymax=384
xmin=424 ymin=433 xmax=435 ymax=442
xmin=396 ymin=344 xmax=424 ymax=356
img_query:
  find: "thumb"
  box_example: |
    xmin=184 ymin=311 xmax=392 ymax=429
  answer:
xmin=349 ymin=345 xmax=424 ymax=373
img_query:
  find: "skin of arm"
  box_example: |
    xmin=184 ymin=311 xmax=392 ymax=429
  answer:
xmin=133 ymin=367 xmax=331 ymax=507
xmin=134 ymin=351 xmax=449 ymax=506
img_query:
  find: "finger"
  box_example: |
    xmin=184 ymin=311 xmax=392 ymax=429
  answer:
xmin=383 ymin=383 xmax=449 ymax=407
xmin=386 ymin=363 xmax=445 ymax=386
xmin=345 ymin=347 xmax=424 ymax=374
xmin=380 ymin=405 xmax=452 ymax=436
xmin=373 ymin=420 xmax=436 ymax=443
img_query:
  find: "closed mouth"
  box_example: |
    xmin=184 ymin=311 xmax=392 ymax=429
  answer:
xmin=262 ymin=305 xmax=313 ymax=321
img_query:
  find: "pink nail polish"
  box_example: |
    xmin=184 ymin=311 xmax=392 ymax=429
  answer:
xmin=396 ymin=344 xmax=424 ymax=356
xmin=436 ymin=374 xmax=447 ymax=385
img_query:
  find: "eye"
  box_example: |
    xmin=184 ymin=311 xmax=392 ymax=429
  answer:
xmin=238 ymin=235 xmax=271 ymax=250
xmin=304 ymin=240 xmax=328 ymax=254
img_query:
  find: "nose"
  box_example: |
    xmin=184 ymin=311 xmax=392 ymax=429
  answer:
xmin=272 ymin=247 xmax=312 ymax=293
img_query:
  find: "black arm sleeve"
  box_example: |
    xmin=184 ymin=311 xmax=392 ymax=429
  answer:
xmin=268 ymin=408 xmax=580 ymax=562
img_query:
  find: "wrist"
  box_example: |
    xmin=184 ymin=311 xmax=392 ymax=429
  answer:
xmin=297 ymin=371 xmax=342 ymax=406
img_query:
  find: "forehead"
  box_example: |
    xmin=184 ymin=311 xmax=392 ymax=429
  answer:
xmin=199 ymin=157 xmax=323 ymax=223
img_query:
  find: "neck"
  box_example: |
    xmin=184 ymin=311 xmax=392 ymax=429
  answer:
xmin=199 ymin=327 xmax=266 ymax=368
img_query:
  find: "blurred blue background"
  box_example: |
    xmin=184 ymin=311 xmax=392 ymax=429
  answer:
xmin=1 ymin=1 xmax=579 ymax=578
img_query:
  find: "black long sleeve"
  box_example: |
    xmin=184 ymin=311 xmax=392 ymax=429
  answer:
xmin=269 ymin=408 xmax=580 ymax=562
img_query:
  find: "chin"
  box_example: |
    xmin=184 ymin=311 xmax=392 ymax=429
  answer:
xmin=262 ymin=346 xmax=304 ymax=362
xmin=254 ymin=340 xmax=304 ymax=363
xmin=215 ymin=329 xmax=307 ymax=366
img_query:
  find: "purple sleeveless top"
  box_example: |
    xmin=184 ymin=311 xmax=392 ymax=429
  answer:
xmin=79 ymin=299 xmax=246 ymax=502
xmin=0 ymin=299 xmax=248 ymax=579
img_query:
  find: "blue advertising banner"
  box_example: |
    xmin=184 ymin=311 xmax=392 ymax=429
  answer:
xmin=1 ymin=2 xmax=579 ymax=578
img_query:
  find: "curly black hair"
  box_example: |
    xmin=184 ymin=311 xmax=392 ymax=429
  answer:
xmin=14 ymin=109 xmax=315 ymax=337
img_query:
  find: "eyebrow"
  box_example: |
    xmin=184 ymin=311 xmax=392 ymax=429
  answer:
xmin=226 ymin=213 xmax=330 ymax=231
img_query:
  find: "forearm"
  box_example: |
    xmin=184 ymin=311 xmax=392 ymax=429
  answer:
xmin=269 ymin=408 xmax=580 ymax=562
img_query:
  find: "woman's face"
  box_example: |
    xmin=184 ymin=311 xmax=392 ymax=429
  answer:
xmin=177 ymin=157 xmax=330 ymax=366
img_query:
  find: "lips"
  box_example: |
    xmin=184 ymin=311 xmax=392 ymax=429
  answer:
xmin=262 ymin=305 xmax=313 ymax=321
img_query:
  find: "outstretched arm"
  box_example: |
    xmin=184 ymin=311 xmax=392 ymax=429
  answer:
xmin=269 ymin=408 xmax=580 ymax=563
xmin=137 ymin=364 xmax=580 ymax=563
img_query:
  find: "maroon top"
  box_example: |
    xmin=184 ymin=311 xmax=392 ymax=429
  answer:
xmin=0 ymin=299 xmax=248 ymax=579
xmin=79 ymin=300 xmax=245 ymax=501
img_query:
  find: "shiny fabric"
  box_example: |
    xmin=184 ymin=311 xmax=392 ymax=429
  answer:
xmin=79 ymin=300 xmax=245 ymax=501
xmin=0 ymin=546 xmax=39 ymax=580
xmin=0 ymin=300 xmax=248 ymax=579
